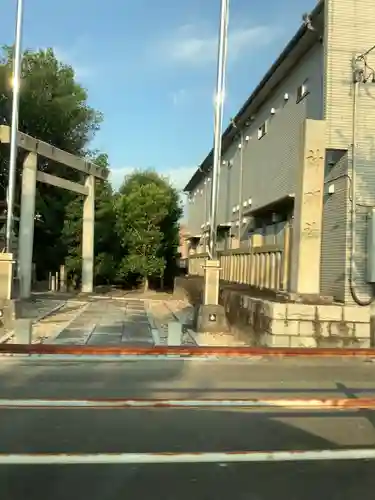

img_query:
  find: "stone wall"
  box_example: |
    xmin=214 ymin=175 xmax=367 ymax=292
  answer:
xmin=174 ymin=276 xmax=372 ymax=348
xmin=0 ymin=299 xmax=17 ymax=338
xmin=229 ymin=295 xmax=371 ymax=348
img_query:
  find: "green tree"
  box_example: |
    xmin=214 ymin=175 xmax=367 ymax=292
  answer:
xmin=116 ymin=170 xmax=182 ymax=291
xmin=0 ymin=46 xmax=102 ymax=275
xmin=62 ymin=153 xmax=120 ymax=287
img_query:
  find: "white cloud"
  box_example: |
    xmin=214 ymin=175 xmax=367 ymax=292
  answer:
xmin=109 ymin=166 xmax=196 ymax=193
xmin=157 ymin=23 xmax=278 ymax=66
xmin=52 ymin=46 xmax=93 ymax=80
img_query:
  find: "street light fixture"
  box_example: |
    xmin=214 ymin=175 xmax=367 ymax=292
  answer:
xmin=5 ymin=0 xmax=24 ymax=252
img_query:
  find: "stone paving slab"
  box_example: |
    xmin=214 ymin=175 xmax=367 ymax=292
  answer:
xmin=19 ymin=299 xmax=66 ymax=322
xmin=121 ymin=300 xmax=154 ymax=345
xmin=50 ymin=299 xmax=155 ymax=346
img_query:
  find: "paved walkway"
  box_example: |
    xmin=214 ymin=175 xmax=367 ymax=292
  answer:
xmin=51 ymin=299 xmax=154 ymax=346
xmin=5 ymin=292 xmax=249 ymax=347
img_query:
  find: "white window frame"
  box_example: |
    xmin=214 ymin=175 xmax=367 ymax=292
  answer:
xmin=258 ymin=121 xmax=267 ymax=140
xmin=297 ymin=78 xmax=309 ymax=102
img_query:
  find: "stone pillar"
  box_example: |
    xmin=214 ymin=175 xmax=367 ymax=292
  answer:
xmin=82 ymin=175 xmax=95 ymax=293
xmin=50 ymin=274 xmax=55 ymax=292
xmin=18 ymin=152 xmax=37 ymax=299
xmin=59 ymin=264 xmax=67 ymax=292
xmin=290 ymin=119 xmax=326 ymax=295
xmin=203 ymin=259 xmax=221 ymax=305
xmin=196 ymin=258 xmax=229 ymax=333
xmin=230 ymin=236 xmax=240 ymax=249
xmin=0 ymin=253 xmax=14 ymax=300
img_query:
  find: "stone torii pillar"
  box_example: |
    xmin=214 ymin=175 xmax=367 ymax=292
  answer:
xmin=81 ymin=175 xmax=95 ymax=293
xmin=19 ymin=152 xmax=37 ymax=299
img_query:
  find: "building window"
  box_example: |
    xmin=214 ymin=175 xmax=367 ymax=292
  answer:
xmin=258 ymin=122 xmax=267 ymax=139
xmin=297 ymin=79 xmax=309 ymax=102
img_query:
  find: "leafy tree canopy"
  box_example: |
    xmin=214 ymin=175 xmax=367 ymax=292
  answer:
xmin=116 ymin=170 xmax=182 ymax=290
xmin=0 ymin=46 xmax=102 ymax=274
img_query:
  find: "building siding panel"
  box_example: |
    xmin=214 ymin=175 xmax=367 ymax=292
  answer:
xmin=186 ymin=42 xmax=324 ymax=252
xmin=184 ymin=0 xmax=375 ymax=305
xmin=324 ymin=0 xmax=375 ymax=303
xmin=187 ymin=180 xmax=206 ymax=236
xmin=219 ymin=44 xmax=323 ymax=223
xmin=320 ymin=154 xmax=349 ymax=301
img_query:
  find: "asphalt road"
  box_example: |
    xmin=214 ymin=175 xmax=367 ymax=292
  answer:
xmin=2 ymin=460 xmax=375 ymax=499
xmin=1 ymin=356 xmax=375 ymax=498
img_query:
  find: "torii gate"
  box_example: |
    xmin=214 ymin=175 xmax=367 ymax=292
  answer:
xmin=0 ymin=125 xmax=108 ymax=299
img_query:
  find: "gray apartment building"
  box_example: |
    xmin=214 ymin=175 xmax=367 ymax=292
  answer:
xmin=184 ymin=0 xmax=375 ymax=306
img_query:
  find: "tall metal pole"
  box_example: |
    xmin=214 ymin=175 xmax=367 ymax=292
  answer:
xmin=237 ymin=132 xmax=244 ymax=242
xmin=5 ymin=0 xmax=24 ymax=252
xmin=208 ymin=0 xmax=230 ymax=260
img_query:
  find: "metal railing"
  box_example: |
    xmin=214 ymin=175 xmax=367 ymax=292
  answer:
xmin=188 ymin=252 xmax=208 ymax=276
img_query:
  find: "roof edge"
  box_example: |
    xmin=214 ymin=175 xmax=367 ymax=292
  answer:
xmin=183 ymin=0 xmax=324 ymax=193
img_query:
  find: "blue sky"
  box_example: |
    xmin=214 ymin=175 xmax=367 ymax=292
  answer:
xmin=1 ymin=0 xmax=315 ymax=191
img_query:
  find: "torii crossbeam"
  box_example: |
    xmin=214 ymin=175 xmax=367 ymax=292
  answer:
xmin=0 ymin=125 xmax=108 ymax=298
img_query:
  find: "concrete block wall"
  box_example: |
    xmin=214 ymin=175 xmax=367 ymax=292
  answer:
xmin=174 ymin=275 xmax=372 ymax=348
xmin=229 ymin=295 xmax=371 ymax=348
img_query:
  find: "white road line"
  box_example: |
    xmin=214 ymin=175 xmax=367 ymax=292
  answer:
xmin=1 ymin=448 xmax=375 ymax=464
xmin=0 ymin=398 xmax=371 ymax=409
